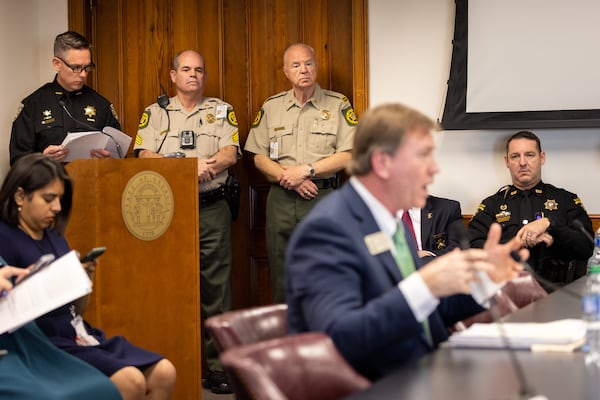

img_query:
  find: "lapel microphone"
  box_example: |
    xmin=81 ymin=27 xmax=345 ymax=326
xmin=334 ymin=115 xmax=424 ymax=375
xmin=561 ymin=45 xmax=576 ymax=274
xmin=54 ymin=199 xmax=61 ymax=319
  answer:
xmin=58 ymin=99 xmax=124 ymax=159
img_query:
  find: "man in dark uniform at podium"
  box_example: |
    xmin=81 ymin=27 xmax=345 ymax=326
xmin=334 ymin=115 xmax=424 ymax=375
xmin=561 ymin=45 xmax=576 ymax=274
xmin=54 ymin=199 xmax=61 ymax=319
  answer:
xmin=10 ymin=31 xmax=120 ymax=165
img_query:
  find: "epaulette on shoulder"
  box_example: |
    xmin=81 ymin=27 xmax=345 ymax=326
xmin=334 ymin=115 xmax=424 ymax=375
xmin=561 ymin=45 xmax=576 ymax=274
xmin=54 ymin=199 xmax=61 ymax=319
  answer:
xmin=265 ymin=92 xmax=286 ymax=102
xmin=324 ymin=90 xmax=344 ymax=99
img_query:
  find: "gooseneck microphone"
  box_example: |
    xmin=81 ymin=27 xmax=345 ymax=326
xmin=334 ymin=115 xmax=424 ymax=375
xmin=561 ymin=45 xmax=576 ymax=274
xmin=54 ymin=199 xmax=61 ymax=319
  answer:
xmin=459 ymin=235 xmax=540 ymax=400
xmin=58 ymin=99 xmax=124 ymax=159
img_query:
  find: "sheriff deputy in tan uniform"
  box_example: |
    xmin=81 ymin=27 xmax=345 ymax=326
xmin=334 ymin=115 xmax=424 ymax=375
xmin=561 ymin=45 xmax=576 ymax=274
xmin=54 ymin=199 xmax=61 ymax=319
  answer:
xmin=244 ymin=43 xmax=356 ymax=303
xmin=134 ymin=50 xmax=240 ymax=395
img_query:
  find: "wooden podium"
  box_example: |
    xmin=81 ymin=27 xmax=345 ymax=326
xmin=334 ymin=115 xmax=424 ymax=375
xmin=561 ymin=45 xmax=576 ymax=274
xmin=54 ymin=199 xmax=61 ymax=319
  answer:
xmin=65 ymin=158 xmax=200 ymax=400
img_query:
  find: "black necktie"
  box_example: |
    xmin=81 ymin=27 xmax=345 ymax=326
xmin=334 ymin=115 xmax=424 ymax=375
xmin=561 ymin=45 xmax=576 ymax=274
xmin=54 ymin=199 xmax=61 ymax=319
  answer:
xmin=520 ymin=190 xmax=533 ymax=224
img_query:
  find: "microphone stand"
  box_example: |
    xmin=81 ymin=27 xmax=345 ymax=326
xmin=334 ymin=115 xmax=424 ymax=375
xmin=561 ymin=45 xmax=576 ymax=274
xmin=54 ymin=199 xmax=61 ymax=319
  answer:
xmin=58 ymin=99 xmax=124 ymax=159
xmin=461 ymin=237 xmax=545 ymax=400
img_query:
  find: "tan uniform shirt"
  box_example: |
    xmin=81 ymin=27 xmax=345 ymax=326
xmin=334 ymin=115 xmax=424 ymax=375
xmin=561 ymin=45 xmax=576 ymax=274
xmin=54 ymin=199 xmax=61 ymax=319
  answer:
xmin=244 ymin=84 xmax=356 ymax=173
xmin=135 ymin=96 xmax=241 ymax=191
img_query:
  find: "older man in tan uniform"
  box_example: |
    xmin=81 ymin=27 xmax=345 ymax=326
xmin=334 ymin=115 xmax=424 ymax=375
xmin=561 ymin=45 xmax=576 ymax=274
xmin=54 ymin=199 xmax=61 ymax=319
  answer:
xmin=245 ymin=43 xmax=356 ymax=303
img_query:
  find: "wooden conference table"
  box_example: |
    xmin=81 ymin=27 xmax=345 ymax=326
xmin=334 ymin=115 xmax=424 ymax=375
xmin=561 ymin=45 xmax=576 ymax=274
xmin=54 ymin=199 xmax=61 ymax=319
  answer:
xmin=347 ymin=278 xmax=600 ymax=399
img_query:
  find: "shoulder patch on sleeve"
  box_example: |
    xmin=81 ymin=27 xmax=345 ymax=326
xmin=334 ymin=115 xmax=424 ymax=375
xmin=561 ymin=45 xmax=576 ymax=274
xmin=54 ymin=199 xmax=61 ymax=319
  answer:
xmin=13 ymin=104 xmax=24 ymax=122
xmin=227 ymin=109 xmax=238 ymax=127
xmin=252 ymin=108 xmax=264 ymax=128
xmin=138 ymin=110 xmax=150 ymax=129
xmin=341 ymin=106 xmax=357 ymax=126
xmin=110 ymin=104 xmax=120 ymax=122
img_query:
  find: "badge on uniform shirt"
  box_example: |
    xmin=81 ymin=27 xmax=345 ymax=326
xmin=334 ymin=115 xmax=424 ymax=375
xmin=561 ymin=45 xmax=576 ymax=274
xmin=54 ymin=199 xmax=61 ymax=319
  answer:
xmin=500 ymin=204 xmax=507 ymax=211
xmin=139 ymin=110 xmax=150 ymax=129
xmin=342 ymin=106 xmax=357 ymax=126
xmin=216 ymin=104 xmax=228 ymax=119
xmin=495 ymin=210 xmax=511 ymax=223
xmin=320 ymin=109 xmax=331 ymax=120
xmin=41 ymin=109 xmax=55 ymax=125
xmin=364 ymin=231 xmax=392 ymax=256
xmin=84 ymin=105 xmax=96 ymax=122
xmin=544 ymin=199 xmax=558 ymax=211
xmin=206 ymin=114 xmax=216 ymax=124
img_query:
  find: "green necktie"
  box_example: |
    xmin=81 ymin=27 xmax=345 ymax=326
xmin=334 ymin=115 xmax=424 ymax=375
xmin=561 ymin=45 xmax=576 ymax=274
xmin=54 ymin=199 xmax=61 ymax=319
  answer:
xmin=393 ymin=223 xmax=432 ymax=345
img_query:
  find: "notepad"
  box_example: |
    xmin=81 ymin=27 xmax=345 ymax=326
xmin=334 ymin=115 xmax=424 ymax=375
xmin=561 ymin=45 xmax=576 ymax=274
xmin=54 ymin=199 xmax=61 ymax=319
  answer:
xmin=61 ymin=126 xmax=132 ymax=161
xmin=0 ymin=251 xmax=92 ymax=334
xmin=448 ymin=319 xmax=586 ymax=351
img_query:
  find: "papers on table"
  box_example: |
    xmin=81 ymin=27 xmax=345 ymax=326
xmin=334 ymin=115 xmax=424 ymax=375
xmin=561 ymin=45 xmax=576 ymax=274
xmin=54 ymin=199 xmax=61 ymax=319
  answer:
xmin=448 ymin=319 xmax=586 ymax=351
xmin=61 ymin=126 xmax=132 ymax=161
xmin=0 ymin=251 xmax=92 ymax=334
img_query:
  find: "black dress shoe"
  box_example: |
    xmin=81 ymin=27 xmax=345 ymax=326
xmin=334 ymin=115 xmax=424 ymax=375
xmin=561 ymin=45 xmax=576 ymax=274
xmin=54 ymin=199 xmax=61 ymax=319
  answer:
xmin=203 ymin=370 xmax=233 ymax=394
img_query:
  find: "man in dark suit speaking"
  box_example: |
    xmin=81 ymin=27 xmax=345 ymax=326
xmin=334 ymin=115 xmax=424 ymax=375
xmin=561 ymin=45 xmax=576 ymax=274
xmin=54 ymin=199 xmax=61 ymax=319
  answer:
xmin=285 ymin=103 xmax=526 ymax=380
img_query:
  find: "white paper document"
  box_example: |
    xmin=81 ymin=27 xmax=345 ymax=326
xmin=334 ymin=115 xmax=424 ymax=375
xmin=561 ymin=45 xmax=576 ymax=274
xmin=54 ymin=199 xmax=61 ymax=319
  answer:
xmin=0 ymin=251 xmax=92 ymax=334
xmin=61 ymin=126 xmax=132 ymax=161
xmin=448 ymin=319 xmax=586 ymax=350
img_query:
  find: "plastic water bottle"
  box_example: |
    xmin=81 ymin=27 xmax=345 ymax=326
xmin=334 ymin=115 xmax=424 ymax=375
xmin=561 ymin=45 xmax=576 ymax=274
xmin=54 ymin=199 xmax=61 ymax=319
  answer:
xmin=582 ymin=228 xmax=600 ymax=365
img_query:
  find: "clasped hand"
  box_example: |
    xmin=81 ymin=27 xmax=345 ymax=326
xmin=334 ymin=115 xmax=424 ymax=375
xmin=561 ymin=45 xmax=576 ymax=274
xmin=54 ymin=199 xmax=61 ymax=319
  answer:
xmin=516 ymin=218 xmax=553 ymax=248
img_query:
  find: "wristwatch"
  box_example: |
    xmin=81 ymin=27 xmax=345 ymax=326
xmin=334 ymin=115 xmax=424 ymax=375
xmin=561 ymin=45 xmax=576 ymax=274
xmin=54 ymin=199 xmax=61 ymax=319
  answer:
xmin=307 ymin=164 xmax=316 ymax=179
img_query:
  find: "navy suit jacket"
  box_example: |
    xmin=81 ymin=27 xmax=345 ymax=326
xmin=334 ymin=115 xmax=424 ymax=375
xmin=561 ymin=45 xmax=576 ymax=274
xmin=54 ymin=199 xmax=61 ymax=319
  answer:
xmin=420 ymin=196 xmax=465 ymax=256
xmin=286 ymin=183 xmax=483 ymax=380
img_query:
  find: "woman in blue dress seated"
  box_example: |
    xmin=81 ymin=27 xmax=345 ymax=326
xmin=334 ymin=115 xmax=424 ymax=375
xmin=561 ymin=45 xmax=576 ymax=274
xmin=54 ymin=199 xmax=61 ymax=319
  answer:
xmin=0 ymin=154 xmax=176 ymax=400
xmin=0 ymin=265 xmax=122 ymax=399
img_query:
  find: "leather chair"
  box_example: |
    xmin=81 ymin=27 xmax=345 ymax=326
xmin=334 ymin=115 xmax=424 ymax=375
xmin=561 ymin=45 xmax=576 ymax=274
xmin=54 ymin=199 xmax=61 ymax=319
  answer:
xmin=454 ymin=271 xmax=548 ymax=331
xmin=205 ymin=304 xmax=288 ymax=353
xmin=220 ymin=332 xmax=371 ymax=400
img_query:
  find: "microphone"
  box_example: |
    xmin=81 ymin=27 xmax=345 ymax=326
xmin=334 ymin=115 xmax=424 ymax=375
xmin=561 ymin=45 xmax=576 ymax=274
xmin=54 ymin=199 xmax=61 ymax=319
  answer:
xmin=156 ymin=83 xmax=171 ymax=154
xmin=459 ymin=235 xmax=541 ymax=400
xmin=573 ymin=219 xmax=595 ymax=246
xmin=158 ymin=83 xmax=170 ymax=109
xmin=58 ymin=99 xmax=124 ymax=159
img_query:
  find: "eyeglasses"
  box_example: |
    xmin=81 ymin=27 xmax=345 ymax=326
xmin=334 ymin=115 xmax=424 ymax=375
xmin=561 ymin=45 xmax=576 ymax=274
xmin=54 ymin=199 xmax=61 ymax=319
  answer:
xmin=55 ymin=56 xmax=95 ymax=73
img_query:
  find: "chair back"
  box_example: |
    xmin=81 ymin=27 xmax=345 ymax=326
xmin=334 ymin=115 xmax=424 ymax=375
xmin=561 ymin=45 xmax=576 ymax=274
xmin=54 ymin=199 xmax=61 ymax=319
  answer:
xmin=453 ymin=271 xmax=548 ymax=331
xmin=205 ymin=304 xmax=288 ymax=353
xmin=220 ymin=332 xmax=371 ymax=400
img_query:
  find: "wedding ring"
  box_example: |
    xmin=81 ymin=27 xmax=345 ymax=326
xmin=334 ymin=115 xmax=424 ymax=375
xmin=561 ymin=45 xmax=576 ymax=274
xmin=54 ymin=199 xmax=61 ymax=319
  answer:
xmin=305 ymin=190 xmax=309 ymax=195
xmin=527 ymin=232 xmax=532 ymax=237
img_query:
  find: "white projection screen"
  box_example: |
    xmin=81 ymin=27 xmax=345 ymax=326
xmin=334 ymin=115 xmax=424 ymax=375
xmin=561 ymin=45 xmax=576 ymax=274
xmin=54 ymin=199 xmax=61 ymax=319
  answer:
xmin=442 ymin=0 xmax=600 ymax=129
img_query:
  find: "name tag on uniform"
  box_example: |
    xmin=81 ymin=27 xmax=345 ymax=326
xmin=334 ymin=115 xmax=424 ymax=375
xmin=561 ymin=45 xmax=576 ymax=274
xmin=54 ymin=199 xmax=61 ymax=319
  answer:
xmin=270 ymin=142 xmax=279 ymax=159
xmin=216 ymin=104 xmax=228 ymax=119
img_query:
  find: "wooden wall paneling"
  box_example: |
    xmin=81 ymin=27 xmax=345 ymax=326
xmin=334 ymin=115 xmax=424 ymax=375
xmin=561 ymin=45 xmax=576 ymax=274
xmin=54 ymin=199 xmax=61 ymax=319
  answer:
xmin=351 ymin=0 xmax=368 ymax=115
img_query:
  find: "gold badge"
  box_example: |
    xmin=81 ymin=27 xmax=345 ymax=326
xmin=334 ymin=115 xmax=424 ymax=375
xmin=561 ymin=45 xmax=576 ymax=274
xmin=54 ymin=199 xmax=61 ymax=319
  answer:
xmin=84 ymin=105 xmax=96 ymax=122
xmin=495 ymin=210 xmax=511 ymax=223
xmin=121 ymin=171 xmax=175 ymax=241
xmin=320 ymin=110 xmax=331 ymax=120
xmin=510 ymin=190 xmax=517 ymax=196
xmin=500 ymin=204 xmax=507 ymax=211
xmin=544 ymin=199 xmax=558 ymax=211
xmin=41 ymin=109 xmax=55 ymax=125
xmin=206 ymin=114 xmax=216 ymax=124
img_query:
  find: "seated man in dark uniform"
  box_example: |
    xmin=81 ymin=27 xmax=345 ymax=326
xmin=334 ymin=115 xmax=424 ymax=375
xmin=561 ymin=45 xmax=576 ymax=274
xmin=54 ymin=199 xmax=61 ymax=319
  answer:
xmin=468 ymin=130 xmax=593 ymax=288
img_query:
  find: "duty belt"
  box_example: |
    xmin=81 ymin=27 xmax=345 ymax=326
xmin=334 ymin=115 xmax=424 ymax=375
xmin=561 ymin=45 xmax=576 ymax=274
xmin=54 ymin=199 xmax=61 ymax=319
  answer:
xmin=199 ymin=187 xmax=225 ymax=207
xmin=312 ymin=177 xmax=338 ymax=189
